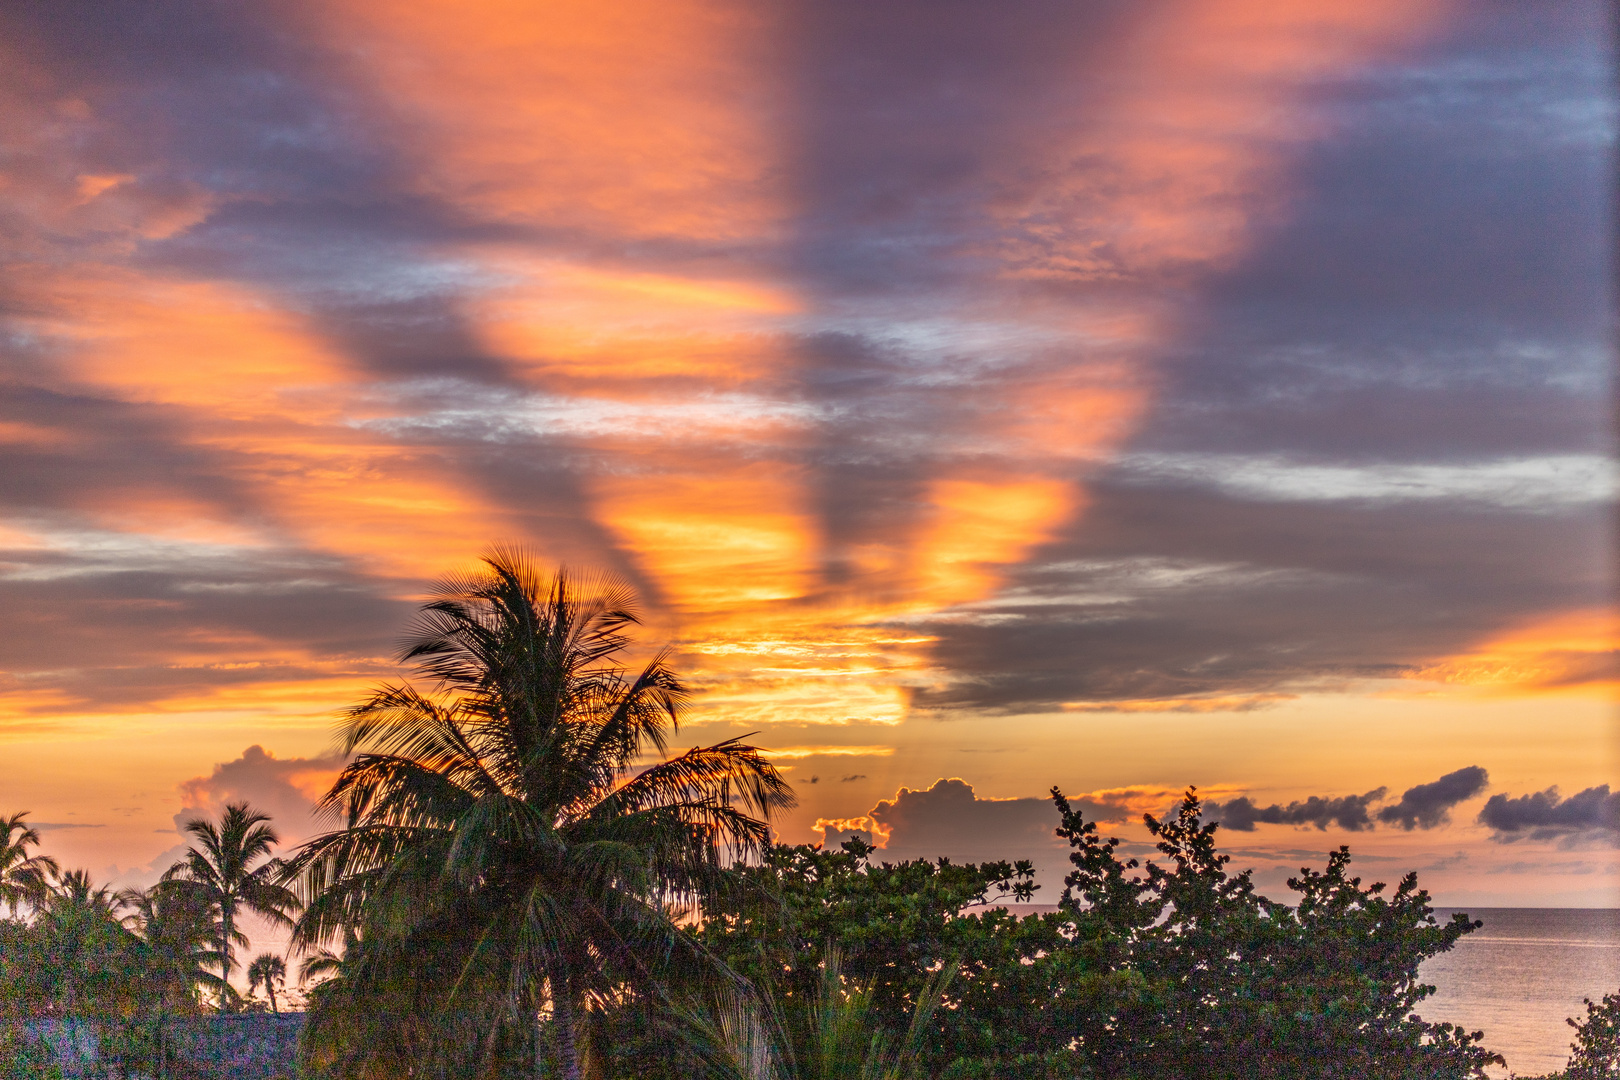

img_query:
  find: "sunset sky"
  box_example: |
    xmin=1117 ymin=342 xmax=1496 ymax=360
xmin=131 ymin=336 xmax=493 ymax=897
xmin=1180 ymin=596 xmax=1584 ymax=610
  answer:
xmin=0 ymin=0 xmax=1614 ymax=910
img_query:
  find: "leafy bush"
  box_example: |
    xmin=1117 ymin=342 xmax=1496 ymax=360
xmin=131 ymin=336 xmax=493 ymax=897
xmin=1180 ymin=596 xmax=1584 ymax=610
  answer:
xmin=1558 ymin=990 xmax=1620 ymax=1079
xmin=696 ymin=788 xmax=1502 ymax=1080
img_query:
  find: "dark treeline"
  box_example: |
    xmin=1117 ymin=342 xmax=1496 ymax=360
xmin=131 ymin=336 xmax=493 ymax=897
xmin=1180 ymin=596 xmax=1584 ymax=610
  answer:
xmin=0 ymin=805 xmax=298 ymax=1077
xmin=2 ymin=551 xmax=1615 ymax=1080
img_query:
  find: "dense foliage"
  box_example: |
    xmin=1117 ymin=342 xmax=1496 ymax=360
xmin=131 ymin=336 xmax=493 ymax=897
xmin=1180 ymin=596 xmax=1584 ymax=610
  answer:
xmin=692 ymin=789 xmax=1502 ymax=1080
xmin=0 ymin=825 xmax=232 ymax=1076
xmin=5 ymin=763 xmax=1610 ymax=1080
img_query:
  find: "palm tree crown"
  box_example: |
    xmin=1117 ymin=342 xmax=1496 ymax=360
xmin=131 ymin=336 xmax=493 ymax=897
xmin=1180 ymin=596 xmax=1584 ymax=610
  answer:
xmin=1 ymin=811 xmax=59 ymax=917
xmin=164 ymin=803 xmax=300 ymax=1010
xmin=285 ymin=550 xmax=796 ymax=1080
xmin=119 ymin=881 xmax=227 ymax=1012
xmin=36 ymin=868 xmax=138 ymax=1016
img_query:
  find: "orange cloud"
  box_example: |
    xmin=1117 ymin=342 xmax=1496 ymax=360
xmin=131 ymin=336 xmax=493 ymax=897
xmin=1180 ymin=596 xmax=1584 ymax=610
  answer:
xmin=994 ymin=0 xmax=1451 ymax=282
xmin=6 ymin=264 xmax=522 ymax=579
xmin=909 ymin=477 xmax=1079 ymax=608
xmin=812 ymin=815 xmax=889 ymax=848
xmin=591 ymin=463 xmax=817 ymax=611
xmin=1063 ymin=694 xmax=1298 ymax=713
xmin=760 ymin=745 xmax=896 ymax=760
xmin=1405 ymin=608 xmax=1620 ymax=697
xmin=304 ymin=0 xmax=785 ymax=242
xmin=215 ymin=0 xmax=1454 ymax=739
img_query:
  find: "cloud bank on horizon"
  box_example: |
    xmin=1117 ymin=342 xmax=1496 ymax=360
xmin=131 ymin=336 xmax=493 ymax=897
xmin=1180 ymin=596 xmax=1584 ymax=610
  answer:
xmin=115 ymin=748 xmax=1615 ymax=900
xmin=0 ymin=1 xmax=1613 ymax=901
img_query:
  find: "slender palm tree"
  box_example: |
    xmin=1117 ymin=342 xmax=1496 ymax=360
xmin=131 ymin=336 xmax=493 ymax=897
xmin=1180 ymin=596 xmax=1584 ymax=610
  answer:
xmin=164 ymin=804 xmax=300 ymax=1011
xmin=285 ymin=549 xmax=795 ymax=1080
xmin=1 ymin=811 xmax=59 ymax=916
xmin=247 ymin=953 xmax=287 ymax=1013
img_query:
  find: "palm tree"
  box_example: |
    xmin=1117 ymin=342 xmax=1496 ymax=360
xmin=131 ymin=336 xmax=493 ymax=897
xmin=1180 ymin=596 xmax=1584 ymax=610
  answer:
xmin=1 ymin=811 xmax=59 ymax=916
xmin=37 ymin=868 xmax=138 ymax=1016
xmin=119 ymin=882 xmax=226 ymax=1012
xmin=164 ymin=804 xmax=300 ymax=1011
xmin=247 ymin=953 xmax=287 ymax=1012
xmin=44 ymin=868 xmax=123 ymax=915
xmin=284 ymin=550 xmax=795 ymax=1080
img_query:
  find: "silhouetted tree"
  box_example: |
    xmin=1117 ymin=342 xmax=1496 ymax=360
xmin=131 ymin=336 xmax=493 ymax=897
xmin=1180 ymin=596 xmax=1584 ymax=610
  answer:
xmin=164 ymin=803 xmax=299 ymax=1010
xmin=285 ymin=550 xmax=794 ymax=1080
xmin=247 ymin=952 xmax=287 ymax=1013
xmin=0 ymin=812 xmax=58 ymax=917
xmin=1049 ymin=788 xmax=1501 ymax=1080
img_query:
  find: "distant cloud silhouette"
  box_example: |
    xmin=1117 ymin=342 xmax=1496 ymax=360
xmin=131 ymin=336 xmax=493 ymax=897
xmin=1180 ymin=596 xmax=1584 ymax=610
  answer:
xmin=865 ymin=779 xmax=1066 ymax=863
xmin=1377 ymin=766 xmax=1490 ymax=830
xmin=1479 ymin=785 xmax=1620 ymax=844
xmin=29 ymin=822 xmax=106 ymax=831
xmin=1207 ymin=766 xmax=1490 ymax=833
xmin=1208 ymin=789 xmax=1386 ymax=832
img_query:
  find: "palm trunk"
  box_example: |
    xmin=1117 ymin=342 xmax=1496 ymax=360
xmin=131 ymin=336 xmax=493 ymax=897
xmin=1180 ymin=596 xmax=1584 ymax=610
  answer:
xmin=220 ymin=901 xmax=233 ymax=1012
xmin=550 ymin=975 xmax=582 ymax=1080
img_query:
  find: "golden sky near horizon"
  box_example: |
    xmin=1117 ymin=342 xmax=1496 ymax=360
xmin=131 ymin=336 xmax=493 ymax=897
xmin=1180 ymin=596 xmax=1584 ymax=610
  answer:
xmin=0 ymin=0 xmax=1614 ymax=906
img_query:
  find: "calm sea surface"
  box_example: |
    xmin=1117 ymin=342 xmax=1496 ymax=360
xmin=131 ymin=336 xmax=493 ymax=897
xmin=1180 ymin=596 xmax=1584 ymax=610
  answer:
xmin=1423 ymin=909 xmax=1620 ymax=1077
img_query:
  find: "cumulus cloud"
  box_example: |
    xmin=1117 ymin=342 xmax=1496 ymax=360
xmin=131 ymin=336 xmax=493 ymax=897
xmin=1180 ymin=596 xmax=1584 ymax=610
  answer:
xmin=866 ymin=779 xmax=1062 ymax=863
xmin=1377 ymin=766 xmax=1490 ymax=830
xmin=815 ymin=778 xmax=1170 ymax=865
xmin=1479 ymin=785 xmax=1620 ymax=844
xmin=174 ymin=745 xmax=345 ymax=846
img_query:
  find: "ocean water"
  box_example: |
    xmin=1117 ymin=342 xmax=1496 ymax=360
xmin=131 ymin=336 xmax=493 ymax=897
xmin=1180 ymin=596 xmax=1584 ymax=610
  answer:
xmin=1422 ymin=909 xmax=1620 ymax=1077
